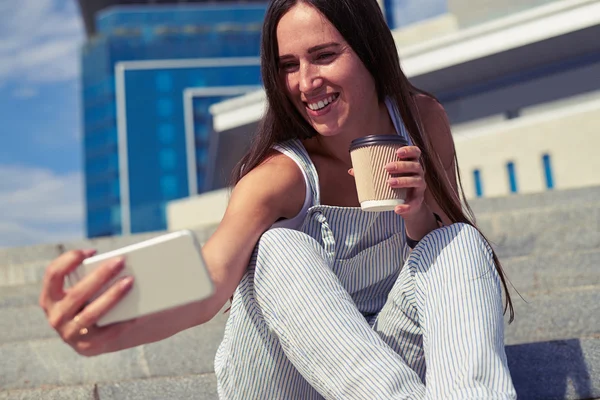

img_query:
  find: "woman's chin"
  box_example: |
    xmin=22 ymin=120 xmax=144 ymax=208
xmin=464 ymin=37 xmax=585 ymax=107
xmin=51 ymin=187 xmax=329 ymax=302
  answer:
xmin=311 ymin=124 xmax=342 ymax=138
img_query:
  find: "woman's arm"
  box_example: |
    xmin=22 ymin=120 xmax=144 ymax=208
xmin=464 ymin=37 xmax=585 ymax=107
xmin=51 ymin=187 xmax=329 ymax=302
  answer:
xmin=401 ymin=95 xmax=459 ymax=241
xmin=39 ymin=152 xmax=306 ymax=356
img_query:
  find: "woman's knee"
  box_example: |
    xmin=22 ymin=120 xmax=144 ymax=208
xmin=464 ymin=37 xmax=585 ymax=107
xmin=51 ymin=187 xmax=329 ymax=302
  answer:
xmin=254 ymin=228 xmax=328 ymax=288
xmin=411 ymin=222 xmax=497 ymax=279
xmin=419 ymin=223 xmax=489 ymax=252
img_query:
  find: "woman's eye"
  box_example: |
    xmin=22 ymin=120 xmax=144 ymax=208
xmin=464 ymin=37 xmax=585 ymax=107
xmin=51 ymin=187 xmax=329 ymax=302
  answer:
xmin=317 ymin=52 xmax=335 ymax=61
xmin=280 ymin=62 xmax=298 ymax=72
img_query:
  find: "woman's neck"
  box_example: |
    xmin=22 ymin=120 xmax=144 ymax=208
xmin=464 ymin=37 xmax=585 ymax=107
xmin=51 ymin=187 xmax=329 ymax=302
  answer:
xmin=306 ymin=100 xmax=396 ymax=168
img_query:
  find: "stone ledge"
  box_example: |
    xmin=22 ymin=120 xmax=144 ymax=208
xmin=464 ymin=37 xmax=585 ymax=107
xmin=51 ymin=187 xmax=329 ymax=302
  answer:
xmin=507 ymin=338 xmax=600 ymax=400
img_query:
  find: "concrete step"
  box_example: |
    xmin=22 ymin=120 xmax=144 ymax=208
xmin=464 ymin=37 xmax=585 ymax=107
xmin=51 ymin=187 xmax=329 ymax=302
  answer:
xmin=505 ymin=285 xmax=600 ymax=346
xmin=0 ymin=374 xmax=218 ymax=400
xmin=1 ymin=248 xmax=596 ymax=310
xmin=0 ymin=384 xmax=96 ymax=400
xmin=0 ymin=260 xmax=48 ymax=288
xmin=1 ymin=285 xmax=598 ymax=389
xmin=1 ymin=338 xmax=598 ymax=400
xmin=0 ymin=311 xmax=228 ymax=391
xmin=506 ymin=338 xmax=600 ymax=400
xmin=501 ymin=249 xmax=600 ymax=294
xmin=97 ymin=373 xmax=217 ymax=400
xmin=0 ymin=229 xmax=219 ymax=288
xmin=469 ymin=185 xmax=600 ymax=215
xmin=0 ymin=228 xmax=218 ymax=274
xmin=0 ymin=283 xmax=41 ymax=308
xmin=478 ymin=203 xmax=600 ymax=258
xmin=2 ymin=276 xmax=599 ymax=347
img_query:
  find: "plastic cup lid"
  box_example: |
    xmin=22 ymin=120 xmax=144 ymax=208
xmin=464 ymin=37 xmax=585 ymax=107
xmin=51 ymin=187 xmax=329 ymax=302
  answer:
xmin=349 ymin=135 xmax=409 ymax=152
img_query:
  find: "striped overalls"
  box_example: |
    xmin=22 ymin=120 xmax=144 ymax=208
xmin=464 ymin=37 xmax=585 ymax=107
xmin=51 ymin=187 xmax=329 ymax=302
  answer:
xmin=214 ymin=100 xmax=516 ymax=399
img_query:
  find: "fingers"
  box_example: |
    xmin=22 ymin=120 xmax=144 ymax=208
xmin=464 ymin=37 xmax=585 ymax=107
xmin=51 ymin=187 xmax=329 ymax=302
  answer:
xmin=62 ymin=275 xmax=134 ymax=342
xmin=348 ymin=168 xmax=354 ymax=177
xmin=56 ymin=257 xmax=126 ymax=322
xmin=384 ymin=146 xmax=423 ymax=176
xmin=387 ymin=176 xmax=426 ymax=190
xmin=384 ymin=161 xmax=422 ymax=175
xmin=73 ymin=319 xmax=137 ymax=357
xmin=40 ymin=249 xmax=97 ymax=309
xmin=394 ymin=193 xmax=424 ymax=215
xmin=396 ymin=145 xmax=421 ymax=160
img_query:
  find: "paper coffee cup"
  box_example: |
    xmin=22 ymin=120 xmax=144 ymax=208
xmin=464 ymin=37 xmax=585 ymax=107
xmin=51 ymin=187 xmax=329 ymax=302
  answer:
xmin=349 ymin=135 xmax=409 ymax=212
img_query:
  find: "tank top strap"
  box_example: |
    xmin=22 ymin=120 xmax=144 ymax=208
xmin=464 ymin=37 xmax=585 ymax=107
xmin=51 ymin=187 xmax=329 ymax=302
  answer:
xmin=272 ymin=138 xmax=321 ymax=207
xmin=385 ymin=97 xmax=414 ymax=145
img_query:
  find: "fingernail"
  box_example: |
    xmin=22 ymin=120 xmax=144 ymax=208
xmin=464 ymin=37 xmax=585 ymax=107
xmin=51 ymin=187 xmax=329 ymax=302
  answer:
xmin=110 ymin=257 xmax=125 ymax=271
xmin=397 ymin=148 xmax=406 ymax=156
xmin=384 ymin=163 xmax=396 ymax=172
xmin=121 ymin=276 xmax=134 ymax=289
xmin=388 ymin=178 xmax=398 ymax=185
xmin=82 ymin=249 xmax=97 ymax=257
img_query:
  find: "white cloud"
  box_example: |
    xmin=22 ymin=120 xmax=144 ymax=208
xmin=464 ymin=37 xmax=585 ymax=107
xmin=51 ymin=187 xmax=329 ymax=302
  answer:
xmin=0 ymin=165 xmax=84 ymax=248
xmin=12 ymin=87 xmax=39 ymax=99
xmin=0 ymin=0 xmax=84 ymax=89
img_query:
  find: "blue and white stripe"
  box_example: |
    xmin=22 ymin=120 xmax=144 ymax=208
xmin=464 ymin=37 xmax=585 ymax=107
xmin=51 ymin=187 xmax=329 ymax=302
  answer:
xmin=214 ymin=98 xmax=515 ymax=399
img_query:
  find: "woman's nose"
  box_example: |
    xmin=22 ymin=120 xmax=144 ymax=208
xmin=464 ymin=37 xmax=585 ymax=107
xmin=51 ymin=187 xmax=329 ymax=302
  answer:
xmin=299 ymin=63 xmax=323 ymax=93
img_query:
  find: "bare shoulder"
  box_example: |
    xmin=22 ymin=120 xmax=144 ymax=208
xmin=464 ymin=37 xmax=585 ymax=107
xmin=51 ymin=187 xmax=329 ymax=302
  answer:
xmin=229 ymin=149 xmax=306 ymax=223
xmin=414 ymin=93 xmax=455 ymax=170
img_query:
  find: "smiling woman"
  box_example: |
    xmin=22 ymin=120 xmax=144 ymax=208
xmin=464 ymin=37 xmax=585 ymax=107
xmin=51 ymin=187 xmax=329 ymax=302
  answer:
xmin=38 ymin=0 xmax=515 ymax=399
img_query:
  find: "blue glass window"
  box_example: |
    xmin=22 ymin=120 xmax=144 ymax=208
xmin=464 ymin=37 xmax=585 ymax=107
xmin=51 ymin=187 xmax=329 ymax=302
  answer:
xmin=473 ymin=169 xmax=483 ymax=198
xmin=159 ymin=148 xmax=177 ymax=170
xmin=158 ymin=123 xmax=175 ymax=144
xmin=155 ymin=72 xmax=173 ymax=92
xmin=111 ymin=205 xmax=121 ymax=225
xmin=196 ymin=147 xmax=208 ymax=165
xmin=542 ymin=154 xmax=554 ymax=190
xmin=157 ymin=98 xmax=173 ymax=117
xmin=112 ymin=180 xmax=120 ymax=197
xmin=160 ymin=175 xmax=178 ymax=199
xmin=507 ymin=162 xmax=518 ymax=194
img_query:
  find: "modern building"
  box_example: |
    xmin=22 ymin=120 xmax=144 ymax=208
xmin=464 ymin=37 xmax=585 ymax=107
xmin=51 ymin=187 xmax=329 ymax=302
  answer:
xmin=79 ymin=1 xmax=268 ymax=238
xmin=167 ymin=0 xmax=600 ymax=230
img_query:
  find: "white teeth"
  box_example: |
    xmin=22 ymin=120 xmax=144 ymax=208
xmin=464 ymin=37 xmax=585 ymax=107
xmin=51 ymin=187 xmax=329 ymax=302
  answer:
xmin=308 ymin=94 xmax=338 ymax=111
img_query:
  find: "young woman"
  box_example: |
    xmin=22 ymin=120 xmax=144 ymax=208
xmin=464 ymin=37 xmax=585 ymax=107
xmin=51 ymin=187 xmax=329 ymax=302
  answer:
xmin=39 ymin=0 xmax=516 ymax=398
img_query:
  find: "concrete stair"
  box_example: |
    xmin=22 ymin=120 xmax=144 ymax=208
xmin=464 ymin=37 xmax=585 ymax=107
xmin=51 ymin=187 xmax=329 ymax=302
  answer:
xmin=0 ymin=186 xmax=598 ymax=399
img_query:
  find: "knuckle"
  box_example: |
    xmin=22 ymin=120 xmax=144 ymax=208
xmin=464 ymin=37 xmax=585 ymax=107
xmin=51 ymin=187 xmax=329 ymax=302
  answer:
xmin=48 ymin=312 xmax=64 ymax=330
xmin=45 ymin=264 xmax=61 ymax=281
xmin=63 ymin=250 xmax=85 ymax=265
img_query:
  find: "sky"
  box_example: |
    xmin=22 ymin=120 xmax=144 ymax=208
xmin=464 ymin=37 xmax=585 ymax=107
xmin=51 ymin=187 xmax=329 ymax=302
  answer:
xmin=0 ymin=0 xmax=85 ymax=248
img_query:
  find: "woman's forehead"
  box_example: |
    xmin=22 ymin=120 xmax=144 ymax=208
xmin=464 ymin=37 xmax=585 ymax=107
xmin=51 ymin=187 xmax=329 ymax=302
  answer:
xmin=276 ymin=3 xmax=343 ymax=53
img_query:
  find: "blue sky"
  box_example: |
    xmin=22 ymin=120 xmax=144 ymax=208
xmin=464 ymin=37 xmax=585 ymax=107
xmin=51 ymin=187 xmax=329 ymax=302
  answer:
xmin=0 ymin=0 xmax=85 ymax=248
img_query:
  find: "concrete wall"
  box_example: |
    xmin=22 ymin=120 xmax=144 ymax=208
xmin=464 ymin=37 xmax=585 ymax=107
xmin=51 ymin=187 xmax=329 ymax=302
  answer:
xmin=166 ymin=188 xmax=230 ymax=231
xmin=455 ymin=93 xmax=600 ymax=199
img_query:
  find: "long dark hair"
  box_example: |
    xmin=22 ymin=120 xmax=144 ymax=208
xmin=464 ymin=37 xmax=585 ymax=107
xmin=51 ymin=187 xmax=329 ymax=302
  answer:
xmin=232 ymin=0 xmax=514 ymax=322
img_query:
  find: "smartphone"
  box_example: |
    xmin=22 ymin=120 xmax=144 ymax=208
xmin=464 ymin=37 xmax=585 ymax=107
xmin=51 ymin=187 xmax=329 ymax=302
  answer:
xmin=66 ymin=230 xmax=214 ymax=327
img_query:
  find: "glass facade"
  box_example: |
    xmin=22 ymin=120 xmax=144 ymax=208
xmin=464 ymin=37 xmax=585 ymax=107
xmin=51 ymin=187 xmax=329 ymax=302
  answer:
xmin=82 ymin=3 xmax=267 ymax=238
xmin=384 ymin=0 xmax=447 ymax=29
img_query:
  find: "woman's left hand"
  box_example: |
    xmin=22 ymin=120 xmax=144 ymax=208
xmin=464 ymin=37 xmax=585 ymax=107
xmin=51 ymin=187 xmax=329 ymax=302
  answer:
xmin=384 ymin=146 xmax=427 ymax=219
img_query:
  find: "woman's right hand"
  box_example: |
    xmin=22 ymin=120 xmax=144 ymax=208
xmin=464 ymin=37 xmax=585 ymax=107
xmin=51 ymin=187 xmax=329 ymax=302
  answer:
xmin=39 ymin=249 xmax=136 ymax=357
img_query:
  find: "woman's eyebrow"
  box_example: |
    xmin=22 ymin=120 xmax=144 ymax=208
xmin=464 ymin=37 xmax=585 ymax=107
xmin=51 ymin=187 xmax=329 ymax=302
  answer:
xmin=278 ymin=42 xmax=341 ymax=60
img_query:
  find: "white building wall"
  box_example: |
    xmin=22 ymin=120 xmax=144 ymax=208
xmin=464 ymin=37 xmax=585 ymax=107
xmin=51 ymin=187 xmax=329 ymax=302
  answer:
xmin=455 ymin=93 xmax=600 ymax=199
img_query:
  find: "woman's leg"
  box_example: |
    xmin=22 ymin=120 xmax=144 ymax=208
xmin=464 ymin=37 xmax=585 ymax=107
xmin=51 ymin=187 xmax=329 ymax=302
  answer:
xmin=215 ymin=254 xmax=323 ymax=400
xmin=374 ymin=223 xmax=517 ymax=399
xmin=249 ymin=228 xmax=426 ymax=400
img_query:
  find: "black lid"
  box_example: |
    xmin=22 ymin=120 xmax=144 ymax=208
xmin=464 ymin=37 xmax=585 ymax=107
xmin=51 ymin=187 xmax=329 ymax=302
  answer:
xmin=349 ymin=135 xmax=409 ymax=152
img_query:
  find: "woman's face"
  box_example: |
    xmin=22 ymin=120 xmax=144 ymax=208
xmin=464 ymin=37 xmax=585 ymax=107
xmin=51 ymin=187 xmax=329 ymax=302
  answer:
xmin=276 ymin=2 xmax=378 ymax=138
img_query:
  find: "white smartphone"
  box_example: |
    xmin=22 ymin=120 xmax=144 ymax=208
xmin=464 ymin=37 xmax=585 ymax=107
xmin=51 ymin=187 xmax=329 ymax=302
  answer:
xmin=66 ymin=230 xmax=214 ymax=327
